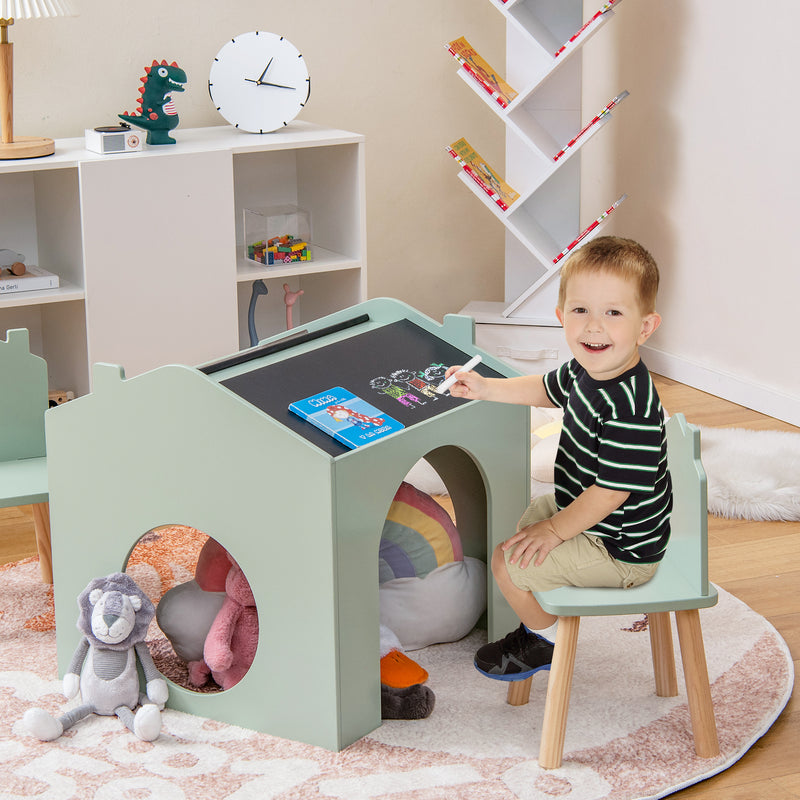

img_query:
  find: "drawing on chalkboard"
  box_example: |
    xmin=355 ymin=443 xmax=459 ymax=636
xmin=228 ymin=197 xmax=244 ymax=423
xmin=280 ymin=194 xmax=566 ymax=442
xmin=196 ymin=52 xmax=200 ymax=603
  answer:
xmin=389 ymin=368 xmax=440 ymax=401
xmin=369 ymin=376 xmax=427 ymax=408
xmin=421 ymin=363 xmax=448 ymax=385
xmin=368 ymin=362 xmax=456 ymax=408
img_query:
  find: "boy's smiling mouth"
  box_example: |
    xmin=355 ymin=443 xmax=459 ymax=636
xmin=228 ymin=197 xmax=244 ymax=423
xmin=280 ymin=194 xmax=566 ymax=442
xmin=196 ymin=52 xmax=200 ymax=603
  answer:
xmin=582 ymin=342 xmax=610 ymax=352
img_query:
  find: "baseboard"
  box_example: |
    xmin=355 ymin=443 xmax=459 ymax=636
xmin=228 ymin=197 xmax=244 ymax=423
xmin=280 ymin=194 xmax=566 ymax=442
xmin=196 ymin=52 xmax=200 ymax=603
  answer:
xmin=641 ymin=345 xmax=800 ymax=428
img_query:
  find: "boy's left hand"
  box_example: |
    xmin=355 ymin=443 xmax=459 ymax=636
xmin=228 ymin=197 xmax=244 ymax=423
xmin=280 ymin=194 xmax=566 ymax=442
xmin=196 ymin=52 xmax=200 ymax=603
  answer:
xmin=502 ymin=520 xmax=564 ymax=568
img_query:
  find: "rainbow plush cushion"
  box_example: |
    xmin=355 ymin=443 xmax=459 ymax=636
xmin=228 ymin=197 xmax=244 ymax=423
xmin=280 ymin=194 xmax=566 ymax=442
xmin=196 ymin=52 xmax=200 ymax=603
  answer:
xmin=379 ymin=481 xmax=462 ymax=582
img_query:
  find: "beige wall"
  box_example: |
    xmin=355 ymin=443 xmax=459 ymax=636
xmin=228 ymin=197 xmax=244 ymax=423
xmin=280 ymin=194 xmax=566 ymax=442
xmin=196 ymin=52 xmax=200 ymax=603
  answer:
xmin=12 ymin=1 xmax=798 ymax=421
xmin=9 ymin=0 xmax=505 ymax=322
xmin=581 ymin=0 xmax=799 ymax=422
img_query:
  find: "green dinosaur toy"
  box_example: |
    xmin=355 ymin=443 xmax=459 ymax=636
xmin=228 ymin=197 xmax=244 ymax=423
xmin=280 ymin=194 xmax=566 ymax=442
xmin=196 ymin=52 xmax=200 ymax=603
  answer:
xmin=119 ymin=60 xmax=188 ymax=145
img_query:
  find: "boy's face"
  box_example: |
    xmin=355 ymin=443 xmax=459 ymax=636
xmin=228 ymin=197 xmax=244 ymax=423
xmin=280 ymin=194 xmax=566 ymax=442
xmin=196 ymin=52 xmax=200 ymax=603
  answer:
xmin=555 ymin=269 xmax=661 ymax=382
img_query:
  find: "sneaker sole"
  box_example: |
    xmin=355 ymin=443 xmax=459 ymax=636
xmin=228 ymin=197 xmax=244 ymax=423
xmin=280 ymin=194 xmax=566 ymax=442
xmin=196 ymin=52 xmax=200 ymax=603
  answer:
xmin=473 ymin=660 xmax=552 ymax=682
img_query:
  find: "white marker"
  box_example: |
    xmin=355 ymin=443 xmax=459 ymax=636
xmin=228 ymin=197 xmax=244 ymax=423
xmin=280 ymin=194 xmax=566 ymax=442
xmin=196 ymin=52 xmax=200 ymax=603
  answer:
xmin=436 ymin=354 xmax=483 ymax=394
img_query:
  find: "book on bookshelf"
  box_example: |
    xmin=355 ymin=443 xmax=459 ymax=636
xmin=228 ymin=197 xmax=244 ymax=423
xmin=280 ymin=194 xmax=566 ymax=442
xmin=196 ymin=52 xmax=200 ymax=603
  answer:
xmin=446 ymin=36 xmax=518 ymax=109
xmin=447 ymin=138 xmax=520 ymax=211
xmin=554 ymin=0 xmax=621 ymax=58
xmin=553 ymin=90 xmax=629 ymax=161
xmin=0 ymin=265 xmax=60 ymax=294
xmin=289 ymin=387 xmax=405 ymax=449
xmin=552 ymin=194 xmax=627 ymax=264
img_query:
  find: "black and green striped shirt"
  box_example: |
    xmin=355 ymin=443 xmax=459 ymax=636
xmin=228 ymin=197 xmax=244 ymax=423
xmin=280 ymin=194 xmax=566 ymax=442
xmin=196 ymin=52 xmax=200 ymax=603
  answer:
xmin=544 ymin=358 xmax=672 ymax=564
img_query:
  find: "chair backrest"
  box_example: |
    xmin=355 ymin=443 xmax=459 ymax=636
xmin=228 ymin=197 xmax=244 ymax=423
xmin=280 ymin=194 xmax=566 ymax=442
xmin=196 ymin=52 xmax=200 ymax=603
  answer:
xmin=665 ymin=413 xmax=709 ymax=596
xmin=0 ymin=328 xmax=48 ymax=461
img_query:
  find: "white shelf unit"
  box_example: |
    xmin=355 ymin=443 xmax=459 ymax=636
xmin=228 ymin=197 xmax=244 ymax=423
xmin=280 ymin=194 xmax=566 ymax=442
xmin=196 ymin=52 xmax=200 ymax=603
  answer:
xmin=0 ymin=123 xmax=367 ymax=396
xmin=451 ymin=1 xmax=626 ymax=370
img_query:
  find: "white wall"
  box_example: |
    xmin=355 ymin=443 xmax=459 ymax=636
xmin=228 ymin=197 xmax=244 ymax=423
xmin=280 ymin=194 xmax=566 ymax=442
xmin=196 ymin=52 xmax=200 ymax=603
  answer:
xmin=8 ymin=0 xmax=506 ymax=322
xmin=580 ymin=0 xmax=799 ymax=424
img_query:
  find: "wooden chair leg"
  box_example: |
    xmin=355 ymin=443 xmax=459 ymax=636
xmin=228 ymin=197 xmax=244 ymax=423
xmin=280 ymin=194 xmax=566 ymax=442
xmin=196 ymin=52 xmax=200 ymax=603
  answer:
xmin=31 ymin=501 xmax=52 ymax=584
xmin=507 ymin=676 xmax=532 ymax=705
xmin=539 ymin=615 xmax=580 ymax=770
xmin=648 ymin=611 xmax=678 ymax=697
xmin=675 ymin=608 xmax=719 ymax=758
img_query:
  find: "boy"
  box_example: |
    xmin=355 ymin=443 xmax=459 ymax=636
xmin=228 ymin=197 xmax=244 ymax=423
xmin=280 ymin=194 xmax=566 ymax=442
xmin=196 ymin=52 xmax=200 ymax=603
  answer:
xmin=444 ymin=236 xmax=672 ymax=680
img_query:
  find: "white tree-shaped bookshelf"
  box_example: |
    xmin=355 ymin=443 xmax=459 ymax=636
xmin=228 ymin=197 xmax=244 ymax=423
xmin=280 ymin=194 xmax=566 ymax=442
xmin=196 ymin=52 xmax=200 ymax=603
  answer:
xmin=451 ymin=0 xmax=627 ymax=370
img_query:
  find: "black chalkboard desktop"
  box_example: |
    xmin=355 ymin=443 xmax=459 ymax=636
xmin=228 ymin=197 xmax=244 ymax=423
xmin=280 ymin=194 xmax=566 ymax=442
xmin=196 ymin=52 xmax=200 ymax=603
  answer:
xmin=220 ymin=319 xmax=503 ymax=456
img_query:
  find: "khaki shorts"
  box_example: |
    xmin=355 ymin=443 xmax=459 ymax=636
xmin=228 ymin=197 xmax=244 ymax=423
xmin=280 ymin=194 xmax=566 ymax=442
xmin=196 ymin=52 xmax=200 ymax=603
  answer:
xmin=504 ymin=494 xmax=658 ymax=593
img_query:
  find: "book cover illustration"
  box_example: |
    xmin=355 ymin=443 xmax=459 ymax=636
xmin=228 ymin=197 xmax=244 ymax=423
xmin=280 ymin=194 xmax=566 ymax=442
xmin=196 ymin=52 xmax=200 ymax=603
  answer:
xmin=289 ymin=387 xmax=405 ymax=449
xmin=447 ymin=138 xmax=520 ymax=211
xmin=446 ymin=37 xmax=518 ymax=109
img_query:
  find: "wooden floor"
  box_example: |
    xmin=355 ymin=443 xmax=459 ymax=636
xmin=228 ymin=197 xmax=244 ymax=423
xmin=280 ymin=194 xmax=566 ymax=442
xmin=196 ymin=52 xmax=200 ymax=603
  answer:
xmin=1 ymin=376 xmax=797 ymax=797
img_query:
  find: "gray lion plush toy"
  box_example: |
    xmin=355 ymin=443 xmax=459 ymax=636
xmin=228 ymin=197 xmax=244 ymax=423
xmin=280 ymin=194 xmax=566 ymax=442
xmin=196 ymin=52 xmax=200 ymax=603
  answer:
xmin=24 ymin=572 xmax=169 ymax=742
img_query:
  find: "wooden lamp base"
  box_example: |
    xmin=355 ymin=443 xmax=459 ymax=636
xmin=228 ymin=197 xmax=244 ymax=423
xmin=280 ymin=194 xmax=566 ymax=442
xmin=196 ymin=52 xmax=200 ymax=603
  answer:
xmin=0 ymin=35 xmax=55 ymax=160
xmin=0 ymin=135 xmax=55 ymax=159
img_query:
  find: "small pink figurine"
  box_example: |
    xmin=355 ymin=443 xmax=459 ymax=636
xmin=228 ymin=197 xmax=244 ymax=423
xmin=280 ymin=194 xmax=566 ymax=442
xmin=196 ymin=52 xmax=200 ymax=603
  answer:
xmin=283 ymin=283 xmax=304 ymax=330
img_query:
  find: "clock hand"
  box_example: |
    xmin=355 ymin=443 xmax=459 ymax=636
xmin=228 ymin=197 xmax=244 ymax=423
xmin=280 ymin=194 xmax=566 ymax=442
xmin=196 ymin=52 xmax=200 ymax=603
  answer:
xmin=257 ymin=57 xmax=273 ymax=84
xmin=259 ymin=81 xmax=296 ymax=90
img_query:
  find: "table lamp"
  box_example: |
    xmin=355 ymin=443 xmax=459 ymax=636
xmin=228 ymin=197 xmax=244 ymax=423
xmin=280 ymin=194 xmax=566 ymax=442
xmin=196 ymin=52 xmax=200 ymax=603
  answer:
xmin=0 ymin=0 xmax=77 ymax=160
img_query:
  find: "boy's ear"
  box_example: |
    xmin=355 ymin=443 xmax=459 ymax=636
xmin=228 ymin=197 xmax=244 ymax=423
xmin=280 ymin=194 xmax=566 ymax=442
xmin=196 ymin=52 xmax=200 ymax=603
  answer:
xmin=555 ymin=307 xmax=564 ymax=326
xmin=638 ymin=312 xmax=662 ymax=344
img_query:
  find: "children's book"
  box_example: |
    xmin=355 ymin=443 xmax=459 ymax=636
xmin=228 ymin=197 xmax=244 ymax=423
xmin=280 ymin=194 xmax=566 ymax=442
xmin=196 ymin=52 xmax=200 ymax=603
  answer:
xmin=553 ymin=91 xmax=629 ymax=161
xmin=554 ymin=0 xmax=621 ymax=58
xmin=552 ymin=194 xmax=627 ymax=264
xmin=447 ymin=138 xmax=520 ymax=211
xmin=446 ymin=37 xmax=518 ymax=109
xmin=289 ymin=387 xmax=405 ymax=449
xmin=0 ymin=265 xmax=59 ymax=294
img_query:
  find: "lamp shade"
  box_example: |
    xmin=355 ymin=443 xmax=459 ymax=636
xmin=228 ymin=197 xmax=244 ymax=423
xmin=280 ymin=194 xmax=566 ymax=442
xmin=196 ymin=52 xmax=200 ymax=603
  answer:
xmin=0 ymin=0 xmax=76 ymax=19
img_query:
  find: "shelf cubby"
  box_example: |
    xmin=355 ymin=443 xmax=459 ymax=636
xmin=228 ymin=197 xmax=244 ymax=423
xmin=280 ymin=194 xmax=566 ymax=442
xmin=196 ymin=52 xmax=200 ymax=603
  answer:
xmin=0 ymin=123 xmax=366 ymax=396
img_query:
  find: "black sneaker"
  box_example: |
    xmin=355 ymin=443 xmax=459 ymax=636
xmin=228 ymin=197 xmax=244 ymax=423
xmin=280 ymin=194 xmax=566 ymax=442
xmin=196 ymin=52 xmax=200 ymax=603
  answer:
xmin=474 ymin=623 xmax=554 ymax=681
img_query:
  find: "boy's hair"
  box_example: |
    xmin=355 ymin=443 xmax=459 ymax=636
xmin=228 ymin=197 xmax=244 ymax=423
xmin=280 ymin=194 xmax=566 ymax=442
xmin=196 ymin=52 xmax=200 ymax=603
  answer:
xmin=557 ymin=236 xmax=660 ymax=313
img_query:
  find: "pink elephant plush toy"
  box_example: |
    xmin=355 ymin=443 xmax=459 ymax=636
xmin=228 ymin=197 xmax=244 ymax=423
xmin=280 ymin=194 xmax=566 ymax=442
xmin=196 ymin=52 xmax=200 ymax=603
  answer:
xmin=187 ymin=554 xmax=258 ymax=690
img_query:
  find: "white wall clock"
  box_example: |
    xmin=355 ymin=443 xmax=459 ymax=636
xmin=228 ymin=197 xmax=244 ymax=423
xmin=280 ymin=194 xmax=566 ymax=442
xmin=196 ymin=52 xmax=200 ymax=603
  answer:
xmin=208 ymin=31 xmax=311 ymax=133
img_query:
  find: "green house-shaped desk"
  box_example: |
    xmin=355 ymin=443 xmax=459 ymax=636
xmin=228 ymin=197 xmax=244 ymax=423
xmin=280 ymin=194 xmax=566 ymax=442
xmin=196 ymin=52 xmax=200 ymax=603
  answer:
xmin=46 ymin=298 xmax=529 ymax=750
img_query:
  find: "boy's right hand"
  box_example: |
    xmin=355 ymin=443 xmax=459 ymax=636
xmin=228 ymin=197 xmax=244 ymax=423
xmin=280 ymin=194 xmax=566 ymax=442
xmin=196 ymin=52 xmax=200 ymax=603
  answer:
xmin=443 ymin=367 xmax=553 ymax=407
xmin=442 ymin=364 xmax=487 ymax=399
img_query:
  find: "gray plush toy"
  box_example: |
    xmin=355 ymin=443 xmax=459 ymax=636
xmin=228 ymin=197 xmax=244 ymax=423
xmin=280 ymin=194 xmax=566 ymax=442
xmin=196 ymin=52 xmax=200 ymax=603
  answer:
xmin=24 ymin=572 xmax=168 ymax=742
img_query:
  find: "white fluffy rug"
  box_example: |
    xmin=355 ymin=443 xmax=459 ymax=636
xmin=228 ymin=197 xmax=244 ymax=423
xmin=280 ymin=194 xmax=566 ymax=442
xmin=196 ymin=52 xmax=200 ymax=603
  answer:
xmin=699 ymin=425 xmax=800 ymax=521
xmin=406 ymin=418 xmax=800 ymax=522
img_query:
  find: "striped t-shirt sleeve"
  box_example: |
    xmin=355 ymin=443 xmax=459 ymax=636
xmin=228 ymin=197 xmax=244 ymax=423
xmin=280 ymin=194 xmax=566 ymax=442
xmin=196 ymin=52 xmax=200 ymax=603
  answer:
xmin=543 ymin=361 xmax=573 ymax=409
xmin=595 ymin=416 xmax=665 ymax=493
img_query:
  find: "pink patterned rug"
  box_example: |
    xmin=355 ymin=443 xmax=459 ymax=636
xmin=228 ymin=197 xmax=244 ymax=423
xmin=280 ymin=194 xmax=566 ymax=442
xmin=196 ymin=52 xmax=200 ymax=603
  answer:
xmin=0 ymin=555 xmax=793 ymax=800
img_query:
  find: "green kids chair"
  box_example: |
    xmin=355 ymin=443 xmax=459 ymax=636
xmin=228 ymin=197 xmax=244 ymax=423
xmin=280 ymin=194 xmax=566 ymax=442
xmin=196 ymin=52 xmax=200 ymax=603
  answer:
xmin=503 ymin=413 xmax=719 ymax=769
